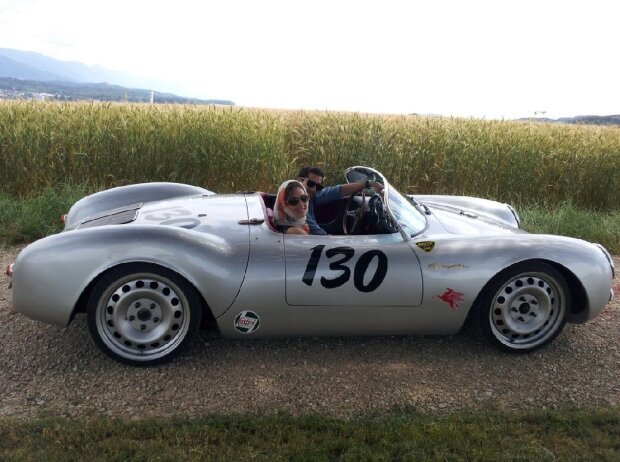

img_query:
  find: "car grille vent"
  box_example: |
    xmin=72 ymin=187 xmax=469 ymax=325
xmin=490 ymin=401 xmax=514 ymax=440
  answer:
xmin=76 ymin=203 xmax=142 ymax=229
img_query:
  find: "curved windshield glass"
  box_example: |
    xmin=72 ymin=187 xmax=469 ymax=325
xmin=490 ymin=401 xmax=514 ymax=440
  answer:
xmin=386 ymin=183 xmax=427 ymax=237
xmin=344 ymin=166 xmax=426 ymax=237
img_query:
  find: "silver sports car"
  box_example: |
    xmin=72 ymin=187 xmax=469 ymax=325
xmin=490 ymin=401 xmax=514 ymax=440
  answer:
xmin=8 ymin=166 xmax=615 ymax=365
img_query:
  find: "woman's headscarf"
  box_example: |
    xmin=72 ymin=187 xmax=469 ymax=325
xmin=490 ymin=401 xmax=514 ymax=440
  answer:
xmin=273 ymin=180 xmax=310 ymax=233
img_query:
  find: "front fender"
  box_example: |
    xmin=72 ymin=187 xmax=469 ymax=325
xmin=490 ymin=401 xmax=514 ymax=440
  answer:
xmin=416 ymin=233 xmax=613 ymax=325
xmin=12 ymin=224 xmax=249 ymax=326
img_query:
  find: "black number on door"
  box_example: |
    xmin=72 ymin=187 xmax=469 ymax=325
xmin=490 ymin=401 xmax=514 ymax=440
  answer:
xmin=302 ymin=246 xmax=388 ymax=292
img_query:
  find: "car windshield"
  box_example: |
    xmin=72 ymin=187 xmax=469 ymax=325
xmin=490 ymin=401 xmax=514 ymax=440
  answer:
xmin=386 ymin=182 xmax=427 ymax=237
xmin=344 ymin=166 xmax=427 ymax=237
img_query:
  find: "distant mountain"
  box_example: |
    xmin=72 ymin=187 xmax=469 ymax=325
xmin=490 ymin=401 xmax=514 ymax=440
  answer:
xmin=0 ymin=48 xmax=173 ymax=89
xmin=0 ymin=77 xmax=234 ymax=105
xmin=557 ymin=115 xmax=620 ymax=126
xmin=0 ymin=48 xmax=233 ymax=105
xmin=0 ymin=48 xmax=84 ymax=81
xmin=518 ymin=115 xmax=620 ymax=126
xmin=0 ymin=54 xmax=71 ymax=81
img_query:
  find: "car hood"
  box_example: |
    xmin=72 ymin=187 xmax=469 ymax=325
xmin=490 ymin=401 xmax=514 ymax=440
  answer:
xmin=427 ymin=206 xmax=527 ymax=235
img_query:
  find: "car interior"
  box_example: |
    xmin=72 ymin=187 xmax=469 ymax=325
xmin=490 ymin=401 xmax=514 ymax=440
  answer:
xmin=258 ymin=191 xmax=398 ymax=236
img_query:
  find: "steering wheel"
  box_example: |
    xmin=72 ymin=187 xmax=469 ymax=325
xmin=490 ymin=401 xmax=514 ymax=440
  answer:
xmin=369 ymin=193 xmax=398 ymax=233
xmin=368 ymin=194 xmax=386 ymax=226
xmin=343 ymin=188 xmax=366 ymax=235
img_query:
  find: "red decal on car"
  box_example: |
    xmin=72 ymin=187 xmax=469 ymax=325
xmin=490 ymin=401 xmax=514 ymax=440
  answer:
xmin=435 ymin=288 xmax=465 ymax=311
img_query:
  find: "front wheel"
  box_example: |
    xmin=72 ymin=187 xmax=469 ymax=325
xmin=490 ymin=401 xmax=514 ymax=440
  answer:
xmin=87 ymin=263 xmax=202 ymax=366
xmin=475 ymin=262 xmax=571 ymax=353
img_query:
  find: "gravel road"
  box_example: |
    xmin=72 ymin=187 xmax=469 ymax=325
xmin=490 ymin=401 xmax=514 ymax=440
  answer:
xmin=1 ymin=246 xmax=618 ymax=420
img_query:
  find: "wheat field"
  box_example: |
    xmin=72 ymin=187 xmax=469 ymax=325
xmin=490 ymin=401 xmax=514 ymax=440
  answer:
xmin=1 ymin=101 xmax=618 ymax=210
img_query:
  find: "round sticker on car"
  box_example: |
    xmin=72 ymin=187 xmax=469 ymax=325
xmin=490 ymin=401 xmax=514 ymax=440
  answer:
xmin=234 ymin=311 xmax=260 ymax=334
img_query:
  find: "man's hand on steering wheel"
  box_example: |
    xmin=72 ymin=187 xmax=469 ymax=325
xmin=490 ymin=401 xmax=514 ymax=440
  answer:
xmin=364 ymin=179 xmax=384 ymax=194
xmin=339 ymin=179 xmax=384 ymax=198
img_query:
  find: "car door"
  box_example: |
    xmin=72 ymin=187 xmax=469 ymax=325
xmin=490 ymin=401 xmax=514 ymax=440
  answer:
xmin=284 ymin=233 xmax=423 ymax=307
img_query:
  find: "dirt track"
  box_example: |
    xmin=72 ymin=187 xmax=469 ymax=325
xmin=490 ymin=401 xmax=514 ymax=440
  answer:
xmin=1 ymin=246 xmax=618 ymax=419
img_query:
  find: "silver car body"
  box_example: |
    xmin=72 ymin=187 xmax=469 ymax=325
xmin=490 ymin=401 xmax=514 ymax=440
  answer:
xmin=11 ymin=168 xmax=615 ymax=343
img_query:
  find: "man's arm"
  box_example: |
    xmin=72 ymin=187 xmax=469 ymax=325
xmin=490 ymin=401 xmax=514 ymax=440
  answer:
xmin=339 ymin=180 xmax=384 ymax=197
xmin=314 ymin=181 xmax=383 ymax=206
xmin=306 ymin=204 xmax=328 ymax=235
xmin=313 ymin=185 xmax=343 ymax=206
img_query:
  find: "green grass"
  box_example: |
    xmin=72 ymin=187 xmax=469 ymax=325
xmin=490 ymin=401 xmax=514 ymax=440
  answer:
xmin=1 ymin=408 xmax=618 ymax=461
xmin=0 ymin=185 xmax=88 ymax=245
xmin=520 ymin=202 xmax=620 ymax=252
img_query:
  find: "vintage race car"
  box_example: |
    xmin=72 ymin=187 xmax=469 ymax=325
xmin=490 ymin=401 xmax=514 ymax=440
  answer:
xmin=8 ymin=166 xmax=615 ymax=366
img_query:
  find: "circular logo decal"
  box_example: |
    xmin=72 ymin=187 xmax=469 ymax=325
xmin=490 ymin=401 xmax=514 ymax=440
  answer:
xmin=234 ymin=310 xmax=260 ymax=334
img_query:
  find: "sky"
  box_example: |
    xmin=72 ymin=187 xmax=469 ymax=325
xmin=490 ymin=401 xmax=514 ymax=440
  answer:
xmin=0 ymin=0 xmax=618 ymax=119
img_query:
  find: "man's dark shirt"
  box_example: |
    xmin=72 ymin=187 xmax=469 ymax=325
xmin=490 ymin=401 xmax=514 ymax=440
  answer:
xmin=306 ymin=185 xmax=341 ymax=235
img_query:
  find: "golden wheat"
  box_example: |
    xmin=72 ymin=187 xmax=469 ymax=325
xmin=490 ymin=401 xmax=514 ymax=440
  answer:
xmin=1 ymin=101 xmax=618 ymax=209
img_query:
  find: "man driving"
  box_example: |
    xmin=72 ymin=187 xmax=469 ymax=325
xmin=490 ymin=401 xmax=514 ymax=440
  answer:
xmin=296 ymin=166 xmax=383 ymax=235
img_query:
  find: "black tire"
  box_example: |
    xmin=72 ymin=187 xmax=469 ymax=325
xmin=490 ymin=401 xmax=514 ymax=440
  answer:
xmin=475 ymin=261 xmax=571 ymax=353
xmin=87 ymin=263 xmax=202 ymax=366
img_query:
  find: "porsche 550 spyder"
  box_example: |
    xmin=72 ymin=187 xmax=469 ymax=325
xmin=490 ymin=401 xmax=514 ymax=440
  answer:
xmin=8 ymin=166 xmax=615 ymax=366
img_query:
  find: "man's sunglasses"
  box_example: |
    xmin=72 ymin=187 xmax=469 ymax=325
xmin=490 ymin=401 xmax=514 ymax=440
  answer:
xmin=301 ymin=178 xmax=324 ymax=191
xmin=287 ymin=195 xmax=309 ymax=206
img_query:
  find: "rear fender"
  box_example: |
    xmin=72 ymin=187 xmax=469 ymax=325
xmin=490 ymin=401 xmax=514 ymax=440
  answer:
xmin=65 ymin=183 xmax=213 ymax=229
xmin=12 ymin=224 xmax=249 ymax=326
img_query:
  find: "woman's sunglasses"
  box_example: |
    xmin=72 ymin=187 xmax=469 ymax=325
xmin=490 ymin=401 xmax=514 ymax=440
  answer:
xmin=287 ymin=195 xmax=309 ymax=206
xmin=301 ymin=178 xmax=324 ymax=191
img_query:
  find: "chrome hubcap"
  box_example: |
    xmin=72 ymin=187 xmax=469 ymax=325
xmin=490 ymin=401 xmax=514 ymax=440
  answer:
xmin=490 ymin=272 xmax=565 ymax=349
xmin=96 ymin=273 xmax=190 ymax=361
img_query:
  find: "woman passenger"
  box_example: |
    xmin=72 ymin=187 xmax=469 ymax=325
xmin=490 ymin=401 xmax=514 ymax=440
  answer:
xmin=273 ymin=180 xmax=310 ymax=235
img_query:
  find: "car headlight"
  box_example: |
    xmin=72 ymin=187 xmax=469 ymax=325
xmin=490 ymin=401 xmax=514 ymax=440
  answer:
xmin=595 ymin=243 xmax=615 ymax=279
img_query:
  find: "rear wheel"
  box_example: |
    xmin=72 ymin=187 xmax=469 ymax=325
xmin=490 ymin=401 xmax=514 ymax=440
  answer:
xmin=476 ymin=262 xmax=570 ymax=353
xmin=87 ymin=263 xmax=202 ymax=366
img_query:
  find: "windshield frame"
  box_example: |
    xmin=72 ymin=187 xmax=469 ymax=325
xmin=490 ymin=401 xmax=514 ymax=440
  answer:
xmin=384 ymin=180 xmax=428 ymax=240
xmin=345 ymin=166 xmax=428 ymax=240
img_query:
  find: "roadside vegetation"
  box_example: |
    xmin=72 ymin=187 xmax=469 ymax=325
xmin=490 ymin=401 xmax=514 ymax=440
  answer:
xmin=1 ymin=408 xmax=619 ymax=461
xmin=1 ymin=100 xmax=619 ymax=250
xmin=520 ymin=203 xmax=620 ymax=253
xmin=1 ymin=101 xmax=619 ymax=209
xmin=0 ymin=185 xmax=87 ymax=245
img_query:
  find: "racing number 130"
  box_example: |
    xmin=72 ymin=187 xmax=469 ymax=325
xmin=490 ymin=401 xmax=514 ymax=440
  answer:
xmin=302 ymin=245 xmax=388 ymax=293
